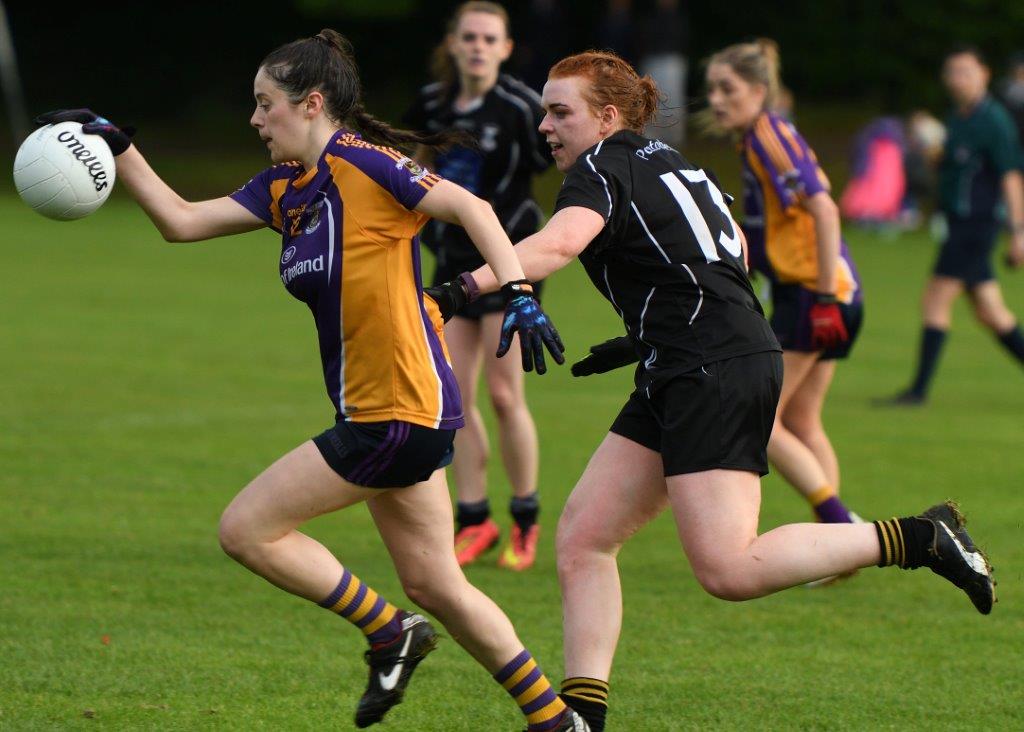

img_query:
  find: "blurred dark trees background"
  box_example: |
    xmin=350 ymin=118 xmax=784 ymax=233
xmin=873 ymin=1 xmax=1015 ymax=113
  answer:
xmin=5 ymin=0 xmax=1024 ymax=197
xmin=9 ymin=0 xmax=1024 ymax=126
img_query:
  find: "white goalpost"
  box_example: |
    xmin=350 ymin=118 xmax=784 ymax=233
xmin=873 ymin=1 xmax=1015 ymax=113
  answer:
xmin=0 ymin=0 xmax=29 ymax=147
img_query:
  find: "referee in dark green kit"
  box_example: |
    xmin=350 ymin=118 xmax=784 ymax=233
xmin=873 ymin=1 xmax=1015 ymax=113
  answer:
xmin=888 ymin=44 xmax=1024 ymax=405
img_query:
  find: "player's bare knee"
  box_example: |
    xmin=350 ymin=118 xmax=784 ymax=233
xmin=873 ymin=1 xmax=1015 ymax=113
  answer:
xmin=400 ymin=576 xmax=452 ymax=615
xmin=487 ymin=384 xmax=520 ymax=419
xmin=782 ymin=411 xmax=821 ymax=442
xmin=217 ymin=508 xmax=253 ymax=561
xmin=693 ymin=567 xmax=757 ymax=602
xmin=973 ymin=303 xmax=1012 ymax=331
xmin=556 ymin=515 xmax=615 ymax=579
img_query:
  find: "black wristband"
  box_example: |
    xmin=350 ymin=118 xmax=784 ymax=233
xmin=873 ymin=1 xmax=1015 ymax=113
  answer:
xmin=814 ymin=292 xmax=838 ymax=305
xmin=501 ymin=279 xmax=535 ymax=302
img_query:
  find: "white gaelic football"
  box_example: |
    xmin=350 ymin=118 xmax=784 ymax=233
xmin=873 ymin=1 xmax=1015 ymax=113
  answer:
xmin=13 ymin=122 xmax=115 ymax=220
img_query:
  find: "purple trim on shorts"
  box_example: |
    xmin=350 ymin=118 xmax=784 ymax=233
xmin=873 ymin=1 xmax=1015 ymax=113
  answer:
xmin=349 ymin=421 xmax=412 ymax=485
xmin=348 ymin=421 xmax=400 ymax=484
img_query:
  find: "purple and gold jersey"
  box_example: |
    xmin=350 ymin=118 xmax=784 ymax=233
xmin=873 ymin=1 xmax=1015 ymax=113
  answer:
xmin=740 ymin=111 xmax=861 ymax=304
xmin=230 ymin=130 xmax=463 ymax=429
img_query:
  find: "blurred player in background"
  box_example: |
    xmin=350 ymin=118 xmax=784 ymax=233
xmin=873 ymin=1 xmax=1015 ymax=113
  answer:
xmin=404 ymin=1 xmax=554 ymax=570
xmin=705 ymin=40 xmax=863 ymax=528
xmin=428 ymin=50 xmax=995 ymax=732
xmin=37 ymin=28 xmax=585 ymax=732
xmin=887 ymin=45 xmax=1024 ymax=405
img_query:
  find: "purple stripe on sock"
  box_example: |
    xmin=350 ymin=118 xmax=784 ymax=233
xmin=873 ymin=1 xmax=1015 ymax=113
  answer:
xmin=522 ymin=688 xmax=558 ymax=716
xmin=816 ymin=496 xmax=852 ymax=523
xmin=318 ymin=568 xmax=352 ymax=608
xmin=531 ymin=709 xmax=568 ymax=732
xmin=508 ymin=666 xmax=543 ymax=698
xmin=361 ymin=422 xmax=411 ymax=484
xmin=494 ymin=650 xmax=531 ymax=683
xmin=338 ymin=581 xmax=368 ymax=617
xmin=349 ymin=421 xmax=400 ymax=484
xmin=354 ymin=596 xmax=387 ymax=629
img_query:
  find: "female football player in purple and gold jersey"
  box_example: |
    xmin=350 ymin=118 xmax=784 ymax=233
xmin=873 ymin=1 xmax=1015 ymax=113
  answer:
xmin=35 ymin=29 xmax=585 ymax=732
xmin=404 ymin=1 xmax=554 ymax=571
xmin=705 ymin=39 xmax=863 ymax=532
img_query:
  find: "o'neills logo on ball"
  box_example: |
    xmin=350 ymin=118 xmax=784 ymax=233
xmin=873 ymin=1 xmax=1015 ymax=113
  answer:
xmin=56 ymin=130 xmax=110 ymax=192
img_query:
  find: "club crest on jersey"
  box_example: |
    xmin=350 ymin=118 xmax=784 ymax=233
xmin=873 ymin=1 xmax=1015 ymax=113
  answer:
xmin=396 ymin=156 xmax=430 ymax=183
xmin=281 ymin=245 xmax=297 ymax=264
xmin=479 ymin=124 xmax=500 ymax=152
xmin=304 ymin=200 xmax=324 ymax=235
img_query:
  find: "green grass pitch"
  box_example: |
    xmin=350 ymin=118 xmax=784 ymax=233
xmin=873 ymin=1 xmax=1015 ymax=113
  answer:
xmin=1 ymin=189 xmax=1021 ymax=730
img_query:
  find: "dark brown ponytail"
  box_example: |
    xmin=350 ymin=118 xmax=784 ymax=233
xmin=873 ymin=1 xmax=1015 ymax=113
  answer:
xmin=260 ymin=29 xmax=465 ymax=151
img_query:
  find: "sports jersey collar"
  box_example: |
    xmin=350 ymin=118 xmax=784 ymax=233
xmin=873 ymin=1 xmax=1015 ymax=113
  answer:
xmin=954 ymin=94 xmax=992 ymax=120
xmin=742 ymin=111 xmax=771 ymax=146
xmin=584 ymin=129 xmax=640 ymax=156
xmin=292 ymin=129 xmax=357 ymax=190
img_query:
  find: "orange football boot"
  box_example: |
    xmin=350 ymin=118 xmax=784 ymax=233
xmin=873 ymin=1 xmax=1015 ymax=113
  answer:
xmin=497 ymin=524 xmax=539 ymax=571
xmin=454 ymin=518 xmax=500 ymax=566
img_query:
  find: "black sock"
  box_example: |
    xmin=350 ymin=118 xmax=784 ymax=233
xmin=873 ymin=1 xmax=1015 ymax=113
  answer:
xmin=874 ymin=517 xmax=933 ymax=568
xmin=509 ymin=492 xmax=539 ymax=533
xmin=909 ymin=326 xmax=948 ymax=396
xmin=456 ymin=499 xmax=490 ymax=531
xmin=997 ymin=325 xmax=1024 ymax=364
xmin=560 ymin=677 xmax=608 ymax=732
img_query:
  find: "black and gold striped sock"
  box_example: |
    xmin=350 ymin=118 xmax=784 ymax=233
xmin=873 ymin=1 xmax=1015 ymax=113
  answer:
xmin=560 ymin=677 xmax=608 ymax=732
xmin=874 ymin=517 xmax=931 ymax=569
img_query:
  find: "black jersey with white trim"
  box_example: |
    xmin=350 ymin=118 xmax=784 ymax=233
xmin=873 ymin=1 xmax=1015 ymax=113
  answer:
xmin=555 ymin=130 xmax=780 ymax=385
xmin=403 ymin=74 xmax=553 ymax=269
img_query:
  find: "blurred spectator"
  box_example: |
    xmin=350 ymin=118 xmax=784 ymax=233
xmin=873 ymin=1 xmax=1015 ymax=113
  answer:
xmin=840 ymin=117 xmax=907 ymax=227
xmin=635 ymin=0 xmax=688 ymax=148
xmin=596 ymin=0 xmax=635 ymax=64
xmin=998 ymin=51 xmax=1024 ymax=139
xmin=904 ymin=110 xmax=946 ymax=226
xmin=512 ymin=0 xmax=569 ymax=92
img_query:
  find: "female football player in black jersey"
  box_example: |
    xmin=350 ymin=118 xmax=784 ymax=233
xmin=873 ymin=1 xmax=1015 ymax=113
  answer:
xmin=404 ymin=1 xmax=554 ymax=571
xmin=427 ymin=50 xmax=995 ymax=732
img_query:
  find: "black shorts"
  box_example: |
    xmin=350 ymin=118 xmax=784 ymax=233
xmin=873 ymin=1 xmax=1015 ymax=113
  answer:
xmin=433 ymin=258 xmax=546 ymax=320
xmin=610 ymin=352 xmax=782 ymax=477
xmin=933 ymin=218 xmax=1000 ymax=288
xmin=313 ymin=420 xmax=455 ymax=488
xmin=770 ymin=284 xmax=864 ymax=360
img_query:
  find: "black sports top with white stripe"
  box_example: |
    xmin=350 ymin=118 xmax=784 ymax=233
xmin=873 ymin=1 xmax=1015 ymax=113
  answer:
xmin=554 ymin=130 xmax=779 ymax=385
xmin=402 ymin=74 xmax=553 ymax=271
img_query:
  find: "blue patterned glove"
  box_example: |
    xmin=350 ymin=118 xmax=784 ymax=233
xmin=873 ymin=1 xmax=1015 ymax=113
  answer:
xmin=35 ymin=109 xmax=135 ymax=156
xmin=496 ymin=280 xmax=565 ymax=374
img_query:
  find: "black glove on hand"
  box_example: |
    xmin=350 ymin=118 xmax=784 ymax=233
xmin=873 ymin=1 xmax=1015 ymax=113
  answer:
xmin=35 ymin=109 xmax=135 ymax=156
xmin=571 ymin=335 xmax=639 ymax=377
xmin=424 ymin=274 xmax=472 ymax=323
